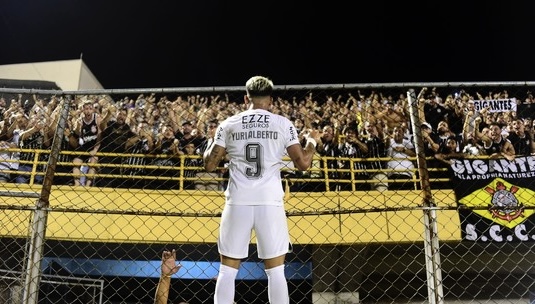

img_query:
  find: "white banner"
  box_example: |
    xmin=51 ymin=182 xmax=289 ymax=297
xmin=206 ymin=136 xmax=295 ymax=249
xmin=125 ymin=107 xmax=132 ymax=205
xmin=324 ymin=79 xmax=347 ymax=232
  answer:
xmin=473 ymin=98 xmax=517 ymax=113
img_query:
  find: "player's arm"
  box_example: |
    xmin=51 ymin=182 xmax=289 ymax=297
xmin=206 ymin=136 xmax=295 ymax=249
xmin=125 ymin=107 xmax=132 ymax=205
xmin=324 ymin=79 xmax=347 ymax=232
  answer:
xmin=287 ymin=129 xmax=321 ymax=171
xmin=204 ymin=143 xmax=226 ymax=172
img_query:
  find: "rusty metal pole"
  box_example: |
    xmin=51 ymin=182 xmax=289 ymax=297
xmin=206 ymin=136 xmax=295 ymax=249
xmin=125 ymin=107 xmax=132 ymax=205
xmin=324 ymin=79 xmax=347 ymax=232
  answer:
xmin=22 ymin=95 xmax=71 ymax=304
xmin=407 ymin=88 xmax=444 ymax=304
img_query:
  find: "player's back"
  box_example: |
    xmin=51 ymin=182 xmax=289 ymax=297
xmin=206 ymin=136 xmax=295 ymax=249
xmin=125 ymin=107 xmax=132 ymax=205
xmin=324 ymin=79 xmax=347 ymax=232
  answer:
xmin=216 ymin=108 xmax=299 ymax=205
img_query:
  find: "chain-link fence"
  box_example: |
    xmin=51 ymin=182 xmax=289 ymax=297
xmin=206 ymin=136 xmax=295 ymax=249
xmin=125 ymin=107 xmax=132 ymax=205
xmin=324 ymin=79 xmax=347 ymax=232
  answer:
xmin=0 ymin=82 xmax=535 ymax=304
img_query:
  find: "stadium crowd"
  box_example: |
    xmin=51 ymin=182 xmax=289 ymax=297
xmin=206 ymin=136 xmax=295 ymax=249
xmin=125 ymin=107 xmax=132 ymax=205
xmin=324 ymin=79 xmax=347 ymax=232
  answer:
xmin=0 ymin=87 xmax=534 ymax=191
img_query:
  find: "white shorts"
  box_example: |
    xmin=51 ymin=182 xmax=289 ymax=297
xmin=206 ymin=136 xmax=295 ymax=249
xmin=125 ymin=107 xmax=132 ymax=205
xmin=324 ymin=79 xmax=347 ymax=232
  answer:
xmin=217 ymin=205 xmax=291 ymax=260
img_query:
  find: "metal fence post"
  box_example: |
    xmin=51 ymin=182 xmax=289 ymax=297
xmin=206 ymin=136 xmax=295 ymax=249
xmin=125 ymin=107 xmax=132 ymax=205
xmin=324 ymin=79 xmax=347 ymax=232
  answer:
xmin=408 ymin=88 xmax=444 ymax=304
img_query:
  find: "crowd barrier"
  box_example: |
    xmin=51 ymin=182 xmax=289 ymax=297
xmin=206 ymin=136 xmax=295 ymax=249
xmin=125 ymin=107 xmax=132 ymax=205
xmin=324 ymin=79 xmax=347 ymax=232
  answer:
xmin=0 ymin=149 xmax=450 ymax=191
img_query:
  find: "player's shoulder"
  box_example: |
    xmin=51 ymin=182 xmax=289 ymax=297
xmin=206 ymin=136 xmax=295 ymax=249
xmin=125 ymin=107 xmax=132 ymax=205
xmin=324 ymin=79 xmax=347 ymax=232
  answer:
xmin=222 ymin=113 xmax=243 ymax=125
xmin=268 ymin=112 xmax=291 ymax=123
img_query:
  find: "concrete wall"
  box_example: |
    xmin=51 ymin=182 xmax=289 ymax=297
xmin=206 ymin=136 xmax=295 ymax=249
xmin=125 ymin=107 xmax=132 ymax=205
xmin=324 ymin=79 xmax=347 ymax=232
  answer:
xmin=0 ymin=59 xmax=103 ymax=90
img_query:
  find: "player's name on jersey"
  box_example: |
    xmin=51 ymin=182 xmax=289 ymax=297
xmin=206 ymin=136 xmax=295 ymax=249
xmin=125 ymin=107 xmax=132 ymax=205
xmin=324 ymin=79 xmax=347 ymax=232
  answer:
xmin=231 ymin=131 xmax=279 ymax=141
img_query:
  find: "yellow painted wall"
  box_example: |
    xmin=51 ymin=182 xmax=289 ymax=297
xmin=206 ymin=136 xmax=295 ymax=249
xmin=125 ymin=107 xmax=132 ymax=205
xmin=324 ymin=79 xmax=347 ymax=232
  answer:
xmin=0 ymin=184 xmax=461 ymax=244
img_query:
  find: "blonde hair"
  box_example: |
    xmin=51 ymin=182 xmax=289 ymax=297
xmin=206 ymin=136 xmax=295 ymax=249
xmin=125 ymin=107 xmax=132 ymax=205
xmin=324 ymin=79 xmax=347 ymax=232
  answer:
xmin=245 ymin=76 xmax=274 ymax=97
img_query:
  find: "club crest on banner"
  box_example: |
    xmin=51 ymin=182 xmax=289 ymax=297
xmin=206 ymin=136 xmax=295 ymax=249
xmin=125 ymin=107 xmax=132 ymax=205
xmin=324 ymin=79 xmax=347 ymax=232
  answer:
xmin=458 ymin=178 xmax=534 ymax=229
xmin=450 ymin=157 xmax=535 ymax=242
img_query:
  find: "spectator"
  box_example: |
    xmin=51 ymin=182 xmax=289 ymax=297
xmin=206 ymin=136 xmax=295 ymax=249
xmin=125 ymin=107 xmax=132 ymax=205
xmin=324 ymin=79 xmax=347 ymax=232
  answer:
xmin=421 ymin=93 xmax=448 ymax=133
xmin=386 ymin=126 xmax=416 ymax=190
xmin=434 ymin=135 xmax=468 ymax=166
xmin=507 ymin=118 xmax=534 ymax=156
xmin=293 ymin=117 xmax=304 ymax=134
xmin=13 ymin=114 xmax=50 ymax=184
xmin=146 ymin=102 xmax=165 ymax=139
xmin=0 ymin=97 xmax=6 ymax=119
xmin=148 ymin=124 xmax=182 ymax=190
xmin=177 ymin=121 xmax=204 ymax=152
xmin=97 ymin=108 xmax=136 ymax=188
xmin=443 ymin=93 xmax=465 ymax=135
xmin=337 ymin=123 xmax=369 ymax=191
xmin=4 ymin=112 xmax=22 ymax=181
xmin=460 ymin=99 xmax=480 ymax=136
xmin=362 ymin=94 xmax=383 ymax=127
xmin=0 ymin=139 xmax=16 ymax=182
xmin=421 ymin=122 xmax=440 ymax=155
xmin=1 ymin=99 xmax=25 ymax=141
xmin=523 ymin=118 xmax=533 ymax=131
xmin=420 ymin=122 xmax=450 ymax=189
xmin=435 ymin=121 xmax=463 ymax=154
xmin=182 ymin=143 xmax=199 ymax=190
xmin=475 ymin=121 xmax=515 ymax=161
xmin=363 ymin=120 xmax=388 ymax=191
xmin=48 ymin=98 xmax=79 ymax=185
xmin=316 ymin=124 xmax=341 ymax=191
xmin=123 ymin=120 xmax=154 ymax=189
xmin=72 ymin=100 xmax=102 ymax=186
xmin=376 ymin=100 xmax=406 ymax=130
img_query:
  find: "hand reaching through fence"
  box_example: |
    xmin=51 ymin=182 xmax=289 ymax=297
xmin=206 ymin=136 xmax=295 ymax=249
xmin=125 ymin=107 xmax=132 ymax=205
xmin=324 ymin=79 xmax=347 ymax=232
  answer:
xmin=154 ymin=249 xmax=182 ymax=304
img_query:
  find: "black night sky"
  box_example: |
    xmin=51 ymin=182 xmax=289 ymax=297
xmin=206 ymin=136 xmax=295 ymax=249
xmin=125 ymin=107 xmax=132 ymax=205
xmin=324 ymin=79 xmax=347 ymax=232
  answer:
xmin=1 ymin=1 xmax=535 ymax=89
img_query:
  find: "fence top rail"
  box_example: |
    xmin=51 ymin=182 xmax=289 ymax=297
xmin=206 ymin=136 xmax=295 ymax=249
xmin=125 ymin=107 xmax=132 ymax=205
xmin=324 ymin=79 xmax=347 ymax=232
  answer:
xmin=1 ymin=81 xmax=535 ymax=95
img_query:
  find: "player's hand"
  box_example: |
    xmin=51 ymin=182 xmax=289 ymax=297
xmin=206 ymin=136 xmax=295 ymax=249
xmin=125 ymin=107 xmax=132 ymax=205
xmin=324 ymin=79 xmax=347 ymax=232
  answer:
xmin=308 ymin=129 xmax=321 ymax=142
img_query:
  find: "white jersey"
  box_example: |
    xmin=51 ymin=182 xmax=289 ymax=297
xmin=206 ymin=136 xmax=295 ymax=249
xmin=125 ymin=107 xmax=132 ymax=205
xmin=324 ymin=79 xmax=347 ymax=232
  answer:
xmin=214 ymin=109 xmax=300 ymax=206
